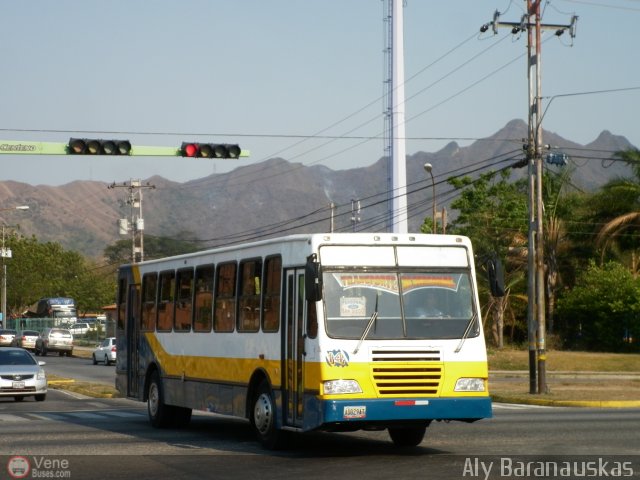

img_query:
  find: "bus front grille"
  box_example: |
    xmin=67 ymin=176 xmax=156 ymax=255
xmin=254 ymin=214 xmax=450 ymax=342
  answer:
xmin=370 ymin=349 xmax=442 ymax=396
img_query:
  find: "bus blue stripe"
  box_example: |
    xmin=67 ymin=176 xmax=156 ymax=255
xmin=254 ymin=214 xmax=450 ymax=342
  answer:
xmin=319 ymin=397 xmax=492 ymax=425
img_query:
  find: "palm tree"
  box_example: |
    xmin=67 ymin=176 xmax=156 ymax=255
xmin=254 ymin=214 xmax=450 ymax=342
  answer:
xmin=596 ymin=148 xmax=640 ymax=277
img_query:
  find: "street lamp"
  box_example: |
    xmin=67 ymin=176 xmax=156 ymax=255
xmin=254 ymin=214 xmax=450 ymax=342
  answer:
xmin=423 ymin=163 xmax=436 ymax=234
xmin=1 ymin=205 xmax=30 ymax=327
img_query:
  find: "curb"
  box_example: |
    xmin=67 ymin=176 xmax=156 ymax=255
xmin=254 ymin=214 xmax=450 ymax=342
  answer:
xmin=491 ymin=394 xmax=640 ymax=408
xmin=490 ymin=370 xmax=640 ymax=408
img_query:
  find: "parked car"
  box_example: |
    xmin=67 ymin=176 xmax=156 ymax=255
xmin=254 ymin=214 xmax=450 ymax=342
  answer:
xmin=11 ymin=330 xmax=40 ymax=351
xmin=0 ymin=347 xmax=47 ymax=401
xmin=35 ymin=328 xmax=73 ymax=357
xmin=0 ymin=329 xmax=17 ymax=347
xmin=92 ymin=337 xmax=116 ymax=365
xmin=69 ymin=322 xmax=93 ymax=335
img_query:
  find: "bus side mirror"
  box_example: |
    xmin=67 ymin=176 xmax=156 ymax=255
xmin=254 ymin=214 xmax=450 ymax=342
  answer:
xmin=487 ymin=256 xmax=505 ymax=297
xmin=305 ymin=254 xmax=323 ymax=302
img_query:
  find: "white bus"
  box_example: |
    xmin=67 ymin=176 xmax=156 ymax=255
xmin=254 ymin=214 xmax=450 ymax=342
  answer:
xmin=116 ymin=233 xmax=499 ymax=448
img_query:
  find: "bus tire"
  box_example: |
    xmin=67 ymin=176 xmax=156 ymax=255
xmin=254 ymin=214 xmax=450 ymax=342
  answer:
xmin=251 ymin=380 xmax=286 ymax=449
xmin=388 ymin=425 xmax=427 ymax=447
xmin=147 ymin=370 xmax=173 ymax=428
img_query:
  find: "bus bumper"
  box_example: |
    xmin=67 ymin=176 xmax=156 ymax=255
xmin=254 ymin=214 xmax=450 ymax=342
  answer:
xmin=319 ymin=396 xmax=492 ymax=426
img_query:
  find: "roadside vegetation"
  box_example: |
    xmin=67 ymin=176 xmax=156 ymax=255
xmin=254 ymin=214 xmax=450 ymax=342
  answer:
xmin=424 ymin=147 xmax=640 ymax=354
xmin=4 ymin=233 xmax=199 ymax=318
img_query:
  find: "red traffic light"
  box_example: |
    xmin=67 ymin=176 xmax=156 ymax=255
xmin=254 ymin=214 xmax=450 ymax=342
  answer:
xmin=68 ymin=138 xmax=131 ymax=155
xmin=180 ymin=143 xmax=241 ymax=159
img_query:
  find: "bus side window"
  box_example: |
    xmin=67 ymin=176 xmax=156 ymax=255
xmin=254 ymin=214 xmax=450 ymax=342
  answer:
xmin=141 ymin=273 xmax=158 ymax=331
xmin=262 ymin=256 xmax=281 ymax=333
xmin=214 ymin=263 xmax=236 ymax=332
xmin=175 ymin=268 xmax=194 ymax=332
xmin=157 ymin=270 xmax=175 ymax=331
xmin=194 ymin=264 xmax=214 ymax=332
xmin=238 ymin=259 xmax=262 ymax=332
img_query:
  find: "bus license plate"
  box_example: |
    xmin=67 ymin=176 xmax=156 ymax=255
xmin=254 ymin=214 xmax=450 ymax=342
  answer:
xmin=343 ymin=406 xmax=366 ymax=419
xmin=12 ymin=381 xmax=25 ymax=389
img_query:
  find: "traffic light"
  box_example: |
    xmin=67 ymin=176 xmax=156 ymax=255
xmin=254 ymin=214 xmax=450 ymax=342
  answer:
xmin=546 ymin=152 xmax=568 ymax=166
xmin=67 ymin=138 xmax=132 ymax=155
xmin=180 ymin=143 xmax=241 ymax=159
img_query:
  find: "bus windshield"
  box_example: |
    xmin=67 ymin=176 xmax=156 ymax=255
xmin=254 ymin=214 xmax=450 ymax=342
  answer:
xmin=323 ymin=271 xmax=476 ymax=340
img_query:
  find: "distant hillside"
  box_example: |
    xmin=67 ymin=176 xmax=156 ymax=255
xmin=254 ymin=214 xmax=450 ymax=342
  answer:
xmin=0 ymin=119 xmax=634 ymax=258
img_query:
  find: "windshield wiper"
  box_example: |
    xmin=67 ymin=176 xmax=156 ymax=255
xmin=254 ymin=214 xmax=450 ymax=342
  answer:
xmin=353 ymin=311 xmax=378 ymax=355
xmin=454 ymin=311 xmax=477 ymax=353
xmin=353 ymin=293 xmax=379 ymax=355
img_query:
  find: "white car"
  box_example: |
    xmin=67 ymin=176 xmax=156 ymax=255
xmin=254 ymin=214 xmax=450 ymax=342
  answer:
xmin=92 ymin=337 xmax=116 ymax=365
xmin=69 ymin=322 xmax=93 ymax=335
xmin=0 ymin=347 xmax=47 ymax=401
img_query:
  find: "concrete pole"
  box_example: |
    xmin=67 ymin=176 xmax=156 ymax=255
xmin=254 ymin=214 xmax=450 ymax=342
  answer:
xmin=390 ymin=0 xmax=408 ymax=233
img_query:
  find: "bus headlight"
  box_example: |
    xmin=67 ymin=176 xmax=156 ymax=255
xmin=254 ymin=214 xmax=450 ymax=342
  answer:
xmin=323 ymin=379 xmax=362 ymax=395
xmin=454 ymin=378 xmax=486 ymax=392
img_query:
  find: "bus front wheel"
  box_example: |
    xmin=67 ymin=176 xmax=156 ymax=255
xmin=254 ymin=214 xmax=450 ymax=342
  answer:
xmin=388 ymin=425 xmax=427 ymax=447
xmin=251 ymin=381 xmax=286 ymax=449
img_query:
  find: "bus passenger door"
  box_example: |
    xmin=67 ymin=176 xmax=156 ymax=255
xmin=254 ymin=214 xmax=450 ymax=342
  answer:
xmin=283 ymin=269 xmax=306 ymax=428
xmin=126 ymin=284 xmax=140 ymax=398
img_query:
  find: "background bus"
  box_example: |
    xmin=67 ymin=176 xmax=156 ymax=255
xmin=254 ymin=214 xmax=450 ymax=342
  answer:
xmin=116 ymin=233 xmax=501 ymax=448
xmin=24 ymin=297 xmax=77 ymax=325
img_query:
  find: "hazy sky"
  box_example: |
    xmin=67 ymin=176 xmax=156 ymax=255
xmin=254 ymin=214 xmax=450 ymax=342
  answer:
xmin=1 ymin=0 xmax=638 ymax=186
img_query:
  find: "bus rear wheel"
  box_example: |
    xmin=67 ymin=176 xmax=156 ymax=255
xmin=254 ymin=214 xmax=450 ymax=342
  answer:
xmin=147 ymin=370 xmax=192 ymax=429
xmin=147 ymin=371 xmax=173 ymax=428
xmin=388 ymin=425 xmax=427 ymax=447
xmin=251 ymin=381 xmax=286 ymax=449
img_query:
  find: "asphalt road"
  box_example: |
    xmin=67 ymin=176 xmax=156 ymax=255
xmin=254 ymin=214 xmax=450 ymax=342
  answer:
xmin=1 ymin=355 xmax=638 ymax=479
xmin=38 ymin=349 xmax=116 ymax=385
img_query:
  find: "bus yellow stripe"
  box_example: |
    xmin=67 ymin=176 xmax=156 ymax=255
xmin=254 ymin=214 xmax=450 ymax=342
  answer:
xmin=145 ymin=332 xmax=281 ymax=387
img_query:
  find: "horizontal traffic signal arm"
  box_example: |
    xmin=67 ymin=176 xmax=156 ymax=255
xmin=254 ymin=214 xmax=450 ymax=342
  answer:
xmin=0 ymin=140 xmax=250 ymax=157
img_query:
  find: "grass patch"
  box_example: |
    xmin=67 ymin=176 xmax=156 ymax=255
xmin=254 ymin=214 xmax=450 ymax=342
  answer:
xmin=488 ymin=349 xmax=640 ymax=372
xmin=48 ymin=374 xmax=120 ymax=398
xmin=488 ymin=349 xmax=640 ymax=403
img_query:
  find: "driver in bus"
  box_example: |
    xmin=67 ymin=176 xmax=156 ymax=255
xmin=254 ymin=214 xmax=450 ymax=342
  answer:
xmin=407 ymin=290 xmax=444 ymax=318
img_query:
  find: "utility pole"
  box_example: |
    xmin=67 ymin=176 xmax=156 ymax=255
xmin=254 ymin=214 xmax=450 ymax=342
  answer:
xmin=482 ymin=3 xmax=577 ymax=394
xmin=329 ymin=202 xmax=336 ymax=233
xmin=350 ymin=199 xmax=361 ymax=232
xmin=1 ymin=226 xmax=9 ymax=328
xmin=0 ymin=206 xmax=29 ymax=327
xmin=109 ymin=180 xmax=156 ymax=263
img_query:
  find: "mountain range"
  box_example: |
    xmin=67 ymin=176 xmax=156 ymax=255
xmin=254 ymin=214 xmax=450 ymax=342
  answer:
xmin=0 ymin=119 xmax=635 ymax=259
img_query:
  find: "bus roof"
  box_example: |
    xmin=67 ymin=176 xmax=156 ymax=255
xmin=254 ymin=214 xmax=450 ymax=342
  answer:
xmin=119 ymin=233 xmax=472 ymax=269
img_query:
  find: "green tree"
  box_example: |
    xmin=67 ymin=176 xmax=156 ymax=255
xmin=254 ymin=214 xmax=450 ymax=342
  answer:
xmin=434 ymin=169 xmax=529 ymax=347
xmin=556 ymin=261 xmax=640 ymax=351
xmin=593 ymin=148 xmax=640 ymax=275
xmin=5 ymin=233 xmax=115 ymax=316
